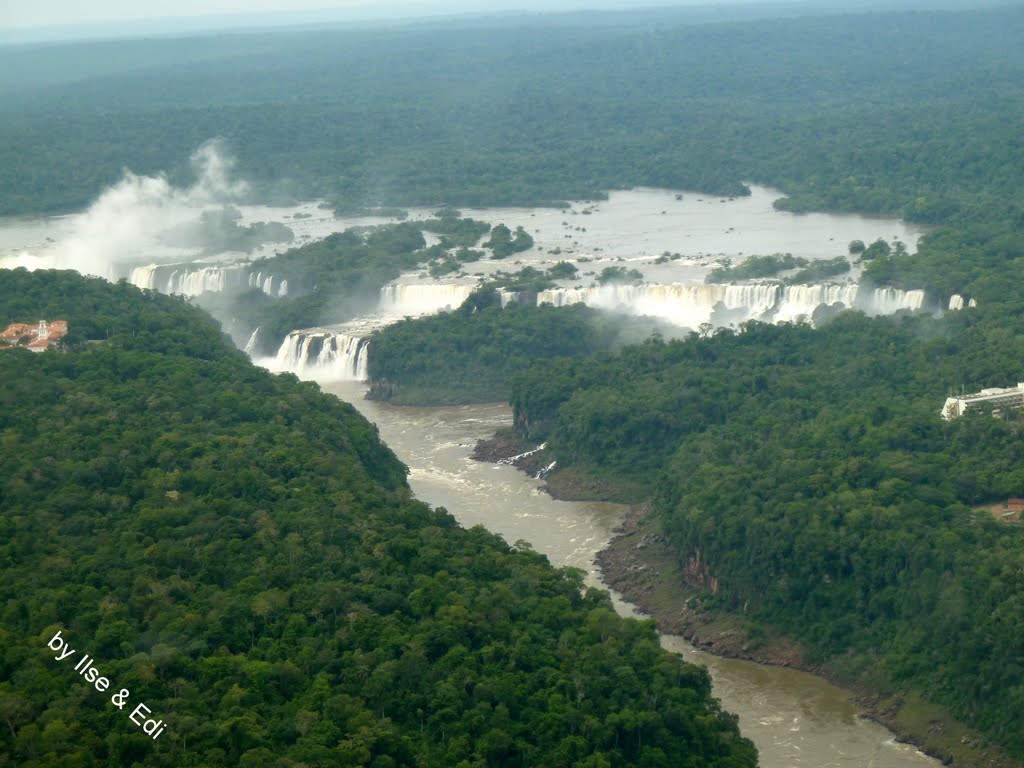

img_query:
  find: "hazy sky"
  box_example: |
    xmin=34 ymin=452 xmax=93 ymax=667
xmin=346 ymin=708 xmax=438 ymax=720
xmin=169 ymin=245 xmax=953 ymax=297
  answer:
xmin=0 ymin=0 xmax=724 ymax=30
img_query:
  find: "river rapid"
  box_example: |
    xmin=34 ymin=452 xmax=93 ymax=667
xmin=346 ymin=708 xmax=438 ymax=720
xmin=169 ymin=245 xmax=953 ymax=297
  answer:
xmin=324 ymin=381 xmax=939 ymax=768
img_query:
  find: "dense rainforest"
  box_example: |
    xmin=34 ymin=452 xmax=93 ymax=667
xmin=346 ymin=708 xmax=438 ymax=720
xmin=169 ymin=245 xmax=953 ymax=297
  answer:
xmin=0 ymin=270 xmax=757 ymax=767
xmin=2 ymin=7 xmax=1023 ymax=292
xmin=366 ymin=302 xmax=667 ymax=405
xmin=4 ymin=2 xmax=1024 ymax=764
xmin=504 ymin=308 xmax=1024 ymax=758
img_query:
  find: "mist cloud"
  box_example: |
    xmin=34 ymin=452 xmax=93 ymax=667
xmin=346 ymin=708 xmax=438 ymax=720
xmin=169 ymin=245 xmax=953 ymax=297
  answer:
xmin=1 ymin=140 xmax=250 ymax=279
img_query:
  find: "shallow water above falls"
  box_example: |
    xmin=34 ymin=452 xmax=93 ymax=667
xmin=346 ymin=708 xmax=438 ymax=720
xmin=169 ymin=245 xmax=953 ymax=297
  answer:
xmin=324 ymin=381 xmax=940 ymax=768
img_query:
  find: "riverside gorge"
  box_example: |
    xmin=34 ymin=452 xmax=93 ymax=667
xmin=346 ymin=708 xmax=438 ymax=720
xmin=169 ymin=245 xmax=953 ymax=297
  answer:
xmin=0 ymin=187 xmax=943 ymax=764
xmin=323 ymin=382 xmax=940 ymax=768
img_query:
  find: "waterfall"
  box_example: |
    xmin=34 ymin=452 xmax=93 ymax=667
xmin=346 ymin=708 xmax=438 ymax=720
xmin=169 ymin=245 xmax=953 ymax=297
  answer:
xmin=378 ymin=284 xmax=476 ymax=316
xmin=498 ymin=289 xmax=520 ymax=308
xmin=274 ymin=330 xmax=369 ymax=380
xmin=243 ymin=326 xmax=261 ymax=356
xmin=858 ymin=287 xmax=925 ymax=315
xmin=772 ymin=285 xmax=859 ymax=324
xmin=129 ymin=265 xmax=160 ymax=290
xmin=173 ymin=267 xmax=229 ymax=296
xmin=948 ymin=294 xmax=976 ymax=310
xmin=129 ymin=264 xmax=245 ymax=296
xmin=536 ymin=282 xmax=934 ymax=329
xmin=130 ymin=264 xmax=293 ymax=298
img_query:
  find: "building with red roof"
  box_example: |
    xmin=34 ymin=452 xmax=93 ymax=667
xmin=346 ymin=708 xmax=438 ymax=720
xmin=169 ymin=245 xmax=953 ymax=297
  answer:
xmin=0 ymin=320 xmax=68 ymax=352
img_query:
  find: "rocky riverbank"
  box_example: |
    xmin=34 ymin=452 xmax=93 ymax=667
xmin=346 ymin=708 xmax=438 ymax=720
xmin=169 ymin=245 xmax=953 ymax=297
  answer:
xmin=595 ymin=505 xmax=809 ymax=668
xmin=595 ymin=505 xmax=1018 ymax=768
xmin=472 ymin=432 xmax=644 ymax=501
xmin=471 ymin=433 xmax=1019 ymax=768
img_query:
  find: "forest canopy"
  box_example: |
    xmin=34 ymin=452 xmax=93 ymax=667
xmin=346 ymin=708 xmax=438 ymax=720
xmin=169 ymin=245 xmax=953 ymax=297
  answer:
xmin=0 ymin=270 xmax=756 ymax=767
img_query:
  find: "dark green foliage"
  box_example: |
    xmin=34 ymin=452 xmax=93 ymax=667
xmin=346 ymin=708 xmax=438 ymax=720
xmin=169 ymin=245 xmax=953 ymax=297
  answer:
xmin=2 ymin=6 xmax=1024 ymax=229
xmin=860 ymin=239 xmax=892 ymax=261
xmin=479 ymin=263 xmax=584 ymax=297
xmin=705 ymin=254 xmax=807 ymax=283
xmin=786 ymin=256 xmax=850 ymax=284
xmin=419 ymin=217 xmax=492 ymax=249
xmin=1 ymin=6 xmax=1022 ymax=305
xmin=596 ymin=267 xmax=643 ymax=286
xmin=864 ymin=217 xmax=1024 ymax=305
xmin=0 ymin=271 xmax=756 ymax=768
xmin=195 ymin=224 xmax=428 ymax=354
xmin=367 ymin=304 xmax=661 ymax=405
xmin=427 ymin=257 xmax=461 ymax=278
xmin=0 ymin=269 xmax=236 ymax=361
xmin=454 ymin=248 xmax=485 ymax=263
xmin=510 ymin=310 xmax=1024 ymax=755
xmin=546 ymin=261 xmax=579 ymax=280
xmin=4 ymin=1 xmax=1024 ymax=758
xmin=484 ymin=225 xmax=534 ymax=259
xmin=163 ymin=207 xmax=294 ymax=254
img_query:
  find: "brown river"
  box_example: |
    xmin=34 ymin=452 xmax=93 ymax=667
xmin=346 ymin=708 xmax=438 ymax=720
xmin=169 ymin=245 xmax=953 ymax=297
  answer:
xmin=324 ymin=383 xmax=940 ymax=768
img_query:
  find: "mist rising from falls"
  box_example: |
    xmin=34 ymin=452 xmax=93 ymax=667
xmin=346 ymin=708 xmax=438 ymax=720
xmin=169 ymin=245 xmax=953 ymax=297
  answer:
xmin=269 ymin=279 xmax=941 ymax=381
xmin=1 ymin=142 xmax=248 ymax=279
xmin=536 ymin=283 xmax=929 ymax=328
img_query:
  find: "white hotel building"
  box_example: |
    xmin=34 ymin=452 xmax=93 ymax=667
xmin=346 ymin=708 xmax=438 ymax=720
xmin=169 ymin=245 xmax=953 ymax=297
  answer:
xmin=941 ymin=383 xmax=1024 ymax=420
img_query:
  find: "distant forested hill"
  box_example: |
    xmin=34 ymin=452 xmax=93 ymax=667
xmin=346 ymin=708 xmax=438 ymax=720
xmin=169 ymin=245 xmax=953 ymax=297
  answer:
xmin=1 ymin=5 xmax=1020 ymax=304
xmin=1 ymin=5 xmax=1023 ymax=234
xmin=0 ymin=270 xmax=756 ymax=767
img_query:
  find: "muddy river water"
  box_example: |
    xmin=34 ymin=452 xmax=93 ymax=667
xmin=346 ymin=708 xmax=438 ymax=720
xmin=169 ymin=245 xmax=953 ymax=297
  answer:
xmin=324 ymin=383 xmax=939 ymax=768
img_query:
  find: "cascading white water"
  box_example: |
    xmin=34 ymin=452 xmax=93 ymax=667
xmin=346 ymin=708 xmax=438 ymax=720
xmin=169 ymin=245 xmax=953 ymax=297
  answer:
xmin=537 ymin=282 xmax=934 ymax=329
xmin=129 ymin=264 xmax=248 ymax=296
xmin=271 ymin=277 xmax=944 ymax=381
xmin=129 ymin=265 xmax=160 ymax=290
xmin=378 ymin=284 xmax=476 ymax=316
xmin=171 ymin=267 xmax=229 ymax=296
xmin=947 ymin=294 xmax=977 ymax=310
xmin=270 ymin=283 xmax=477 ymax=380
xmin=247 ymin=271 xmax=286 ymax=296
xmin=129 ymin=264 xmax=292 ymax=298
xmin=274 ymin=330 xmax=369 ymax=380
xmin=771 ymin=284 xmax=857 ymax=324
xmin=859 ymin=287 xmax=926 ymax=315
xmin=498 ymin=289 xmax=520 ymax=308
xmin=243 ymin=326 xmax=261 ymax=356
